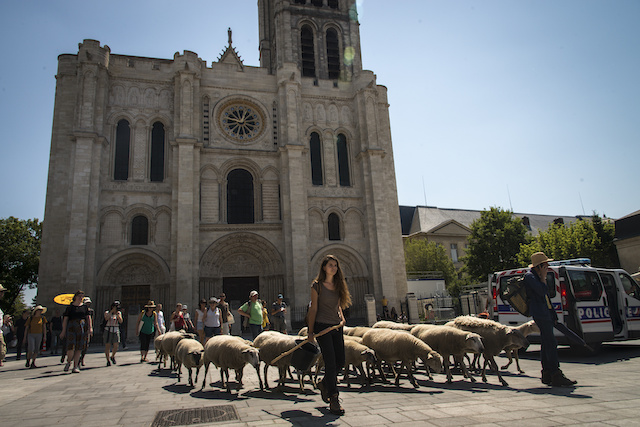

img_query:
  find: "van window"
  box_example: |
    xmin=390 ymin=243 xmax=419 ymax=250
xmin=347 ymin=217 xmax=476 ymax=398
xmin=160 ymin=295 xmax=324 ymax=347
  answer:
xmin=546 ymin=272 xmax=556 ymax=298
xmin=619 ymin=273 xmax=640 ymax=300
xmin=567 ymin=270 xmax=602 ymax=301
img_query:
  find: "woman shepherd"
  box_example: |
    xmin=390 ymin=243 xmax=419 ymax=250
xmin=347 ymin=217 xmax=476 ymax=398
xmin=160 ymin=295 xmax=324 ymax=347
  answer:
xmin=306 ymin=254 xmax=352 ymax=416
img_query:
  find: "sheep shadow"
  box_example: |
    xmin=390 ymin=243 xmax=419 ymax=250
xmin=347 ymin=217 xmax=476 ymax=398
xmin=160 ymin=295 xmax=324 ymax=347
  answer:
xmin=190 ymin=388 xmax=250 ymax=401
xmin=148 ymin=368 xmax=176 ymax=378
xmin=521 ymin=342 xmax=640 ymax=366
xmin=162 ymin=383 xmax=197 ymax=394
xmin=513 ymin=385 xmax=592 ymax=399
xmin=343 ymin=380 xmax=445 ymax=395
xmin=241 ymin=387 xmax=316 ymax=403
xmin=264 ymin=408 xmax=341 ymax=426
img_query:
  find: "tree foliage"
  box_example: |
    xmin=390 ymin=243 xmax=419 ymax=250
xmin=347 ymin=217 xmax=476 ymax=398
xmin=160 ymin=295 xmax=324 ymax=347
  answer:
xmin=404 ymin=238 xmax=461 ymax=297
xmin=463 ymin=207 xmax=529 ymax=281
xmin=0 ymin=217 xmax=41 ymax=316
xmin=517 ymin=213 xmax=620 ymax=268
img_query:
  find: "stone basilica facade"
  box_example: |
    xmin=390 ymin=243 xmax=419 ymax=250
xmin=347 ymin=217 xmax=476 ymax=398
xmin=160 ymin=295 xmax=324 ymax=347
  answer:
xmin=39 ymin=0 xmax=407 ymax=323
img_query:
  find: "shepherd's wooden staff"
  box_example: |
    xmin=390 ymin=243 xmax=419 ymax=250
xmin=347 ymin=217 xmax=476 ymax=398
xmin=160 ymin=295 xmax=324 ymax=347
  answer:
xmin=269 ymin=324 xmax=342 ymax=366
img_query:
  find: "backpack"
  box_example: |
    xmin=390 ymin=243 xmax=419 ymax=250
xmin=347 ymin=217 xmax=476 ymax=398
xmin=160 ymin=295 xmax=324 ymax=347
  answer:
xmin=501 ymin=275 xmax=530 ymax=317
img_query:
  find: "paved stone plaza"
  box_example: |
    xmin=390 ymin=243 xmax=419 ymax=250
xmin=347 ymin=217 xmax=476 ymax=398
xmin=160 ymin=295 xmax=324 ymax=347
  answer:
xmin=1 ymin=339 xmax=640 ymax=427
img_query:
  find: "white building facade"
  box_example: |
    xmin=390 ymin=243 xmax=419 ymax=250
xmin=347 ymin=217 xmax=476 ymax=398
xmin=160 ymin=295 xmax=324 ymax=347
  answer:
xmin=38 ymin=0 xmax=407 ymax=322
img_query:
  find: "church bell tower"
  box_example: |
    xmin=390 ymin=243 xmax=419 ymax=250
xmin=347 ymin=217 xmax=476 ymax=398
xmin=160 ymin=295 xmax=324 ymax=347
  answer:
xmin=258 ymin=0 xmax=363 ymax=80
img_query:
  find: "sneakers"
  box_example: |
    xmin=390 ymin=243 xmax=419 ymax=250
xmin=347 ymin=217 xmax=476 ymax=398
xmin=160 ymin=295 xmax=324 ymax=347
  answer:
xmin=64 ymin=362 xmax=71 ymax=372
xmin=71 ymin=367 xmax=80 ymax=373
xmin=329 ymin=394 xmax=345 ymax=416
xmin=317 ymin=380 xmax=330 ymax=403
xmin=550 ymin=370 xmax=577 ymax=387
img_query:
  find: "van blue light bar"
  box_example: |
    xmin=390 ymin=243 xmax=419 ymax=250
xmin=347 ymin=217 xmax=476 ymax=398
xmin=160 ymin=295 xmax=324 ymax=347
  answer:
xmin=548 ymin=258 xmax=591 ymax=266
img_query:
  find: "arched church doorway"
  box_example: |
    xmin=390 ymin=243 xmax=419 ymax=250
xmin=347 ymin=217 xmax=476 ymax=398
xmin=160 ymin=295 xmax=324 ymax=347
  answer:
xmin=223 ymin=276 xmax=259 ymax=311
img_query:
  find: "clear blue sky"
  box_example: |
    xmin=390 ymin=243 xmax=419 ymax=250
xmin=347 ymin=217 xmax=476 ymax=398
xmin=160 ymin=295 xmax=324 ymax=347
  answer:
xmin=1 ymin=0 xmax=638 ymax=224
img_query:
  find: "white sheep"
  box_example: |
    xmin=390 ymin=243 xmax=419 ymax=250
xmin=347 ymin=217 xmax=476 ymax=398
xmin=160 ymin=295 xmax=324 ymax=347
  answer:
xmin=252 ymin=331 xmax=319 ymax=392
xmin=372 ymin=320 xmax=415 ymax=331
xmin=343 ymin=339 xmax=377 ymax=387
xmin=174 ymin=338 xmax=205 ymax=387
xmin=447 ymin=315 xmax=530 ymax=386
xmin=362 ymin=328 xmax=443 ymax=388
xmin=160 ymin=330 xmax=197 ymax=371
xmin=154 ymin=334 xmax=167 ymax=368
xmin=412 ymin=324 xmax=484 ymax=383
xmin=343 ymin=326 xmax=372 ymax=337
xmin=501 ymin=320 xmax=540 ymax=373
xmin=201 ymin=335 xmax=262 ymax=393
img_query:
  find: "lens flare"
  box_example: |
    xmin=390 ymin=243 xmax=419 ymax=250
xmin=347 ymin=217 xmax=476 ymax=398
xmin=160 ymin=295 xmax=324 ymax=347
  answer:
xmin=343 ymin=46 xmax=355 ymax=66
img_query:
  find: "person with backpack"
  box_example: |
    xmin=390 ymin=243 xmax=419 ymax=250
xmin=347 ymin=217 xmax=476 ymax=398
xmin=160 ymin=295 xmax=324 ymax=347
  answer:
xmin=524 ymin=252 xmax=577 ymax=387
xmin=238 ymin=291 xmax=263 ymax=340
xmin=103 ymin=301 xmax=123 ymax=366
xmin=23 ymin=305 xmax=48 ymax=368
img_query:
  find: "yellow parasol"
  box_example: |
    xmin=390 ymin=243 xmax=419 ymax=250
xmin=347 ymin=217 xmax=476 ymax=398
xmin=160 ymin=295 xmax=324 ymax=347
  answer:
xmin=54 ymin=293 xmax=75 ymax=305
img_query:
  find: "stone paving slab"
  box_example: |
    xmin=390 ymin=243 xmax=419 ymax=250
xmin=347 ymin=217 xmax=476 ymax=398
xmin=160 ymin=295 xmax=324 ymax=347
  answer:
xmin=2 ymin=339 xmax=640 ymax=426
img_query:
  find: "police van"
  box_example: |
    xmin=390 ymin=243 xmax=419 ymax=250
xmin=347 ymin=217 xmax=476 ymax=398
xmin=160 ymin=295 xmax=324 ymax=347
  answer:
xmin=489 ymin=258 xmax=640 ymax=348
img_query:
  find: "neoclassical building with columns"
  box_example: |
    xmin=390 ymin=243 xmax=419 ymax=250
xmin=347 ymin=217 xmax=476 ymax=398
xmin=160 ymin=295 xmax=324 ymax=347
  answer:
xmin=38 ymin=0 xmax=407 ymax=325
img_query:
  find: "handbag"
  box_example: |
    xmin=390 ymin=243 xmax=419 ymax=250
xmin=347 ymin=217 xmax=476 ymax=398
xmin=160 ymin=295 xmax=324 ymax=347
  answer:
xmin=227 ymin=312 xmax=235 ymax=325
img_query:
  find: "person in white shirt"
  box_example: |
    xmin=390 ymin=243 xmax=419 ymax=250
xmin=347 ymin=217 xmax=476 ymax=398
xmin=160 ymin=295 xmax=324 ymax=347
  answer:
xmin=156 ymin=303 xmax=166 ymax=335
xmin=202 ymin=297 xmax=221 ymax=343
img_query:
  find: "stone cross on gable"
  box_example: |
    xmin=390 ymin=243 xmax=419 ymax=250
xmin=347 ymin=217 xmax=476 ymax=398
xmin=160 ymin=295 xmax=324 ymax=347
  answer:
xmin=228 ymin=28 xmax=232 ymax=46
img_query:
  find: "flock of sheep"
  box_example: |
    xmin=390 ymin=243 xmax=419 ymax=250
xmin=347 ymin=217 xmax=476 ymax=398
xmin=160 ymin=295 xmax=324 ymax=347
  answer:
xmin=152 ymin=315 xmax=540 ymax=394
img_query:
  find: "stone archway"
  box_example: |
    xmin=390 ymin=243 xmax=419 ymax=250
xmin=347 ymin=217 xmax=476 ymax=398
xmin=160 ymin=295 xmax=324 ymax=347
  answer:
xmin=200 ymin=232 xmax=284 ymax=310
xmin=96 ymin=249 xmax=170 ymax=340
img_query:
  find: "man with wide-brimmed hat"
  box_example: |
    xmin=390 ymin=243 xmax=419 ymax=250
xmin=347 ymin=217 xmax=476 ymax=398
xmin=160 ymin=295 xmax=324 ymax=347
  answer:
xmin=524 ymin=252 xmax=576 ymax=387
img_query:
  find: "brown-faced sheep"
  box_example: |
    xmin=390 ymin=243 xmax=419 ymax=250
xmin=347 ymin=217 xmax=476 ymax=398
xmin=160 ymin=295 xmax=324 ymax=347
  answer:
xmin=362 ymin=328 xmax=443 ymax=388
xmin=202 ymin=334 xmax=262 ymax=393
xmin=252 ymin=331 xmax=319 ymax=392
xmin=412 ymin=325 xmax=484 ymax=383
xmin=447 ymin=315 xmax=530 ymax=386
xmin=501 ymin=320 xmax=540 ymax=373
xmin=160 ymin=330 xmax=197 ymax=371
xmin=174 ymin=338 xmax=205 ymax=387
xmin=343 ymin=339 xmax=377 ymax=387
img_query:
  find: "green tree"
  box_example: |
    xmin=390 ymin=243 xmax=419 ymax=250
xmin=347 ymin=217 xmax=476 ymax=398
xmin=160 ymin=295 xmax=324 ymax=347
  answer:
xmin=463 ymin=207 xmax=530 ymax=281
xmin=0 ymin=217 xmax=41 ymax=316
xmin=404 ymin=238 xmax=461 ymax=297
xmin=517 ymin=213 xmax=620 ymax=268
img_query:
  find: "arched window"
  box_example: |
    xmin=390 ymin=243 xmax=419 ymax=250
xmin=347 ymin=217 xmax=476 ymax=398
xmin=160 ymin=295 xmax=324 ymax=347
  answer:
xmin=227 ymin=169 xmax=254 ymax=224
xmin=336 ymin=133 xmax=350 ymax=186
xmin=114 ymin=119 xmax=130 ymax=180
xmin=131 ymin=215 xmax=149 ymax=245
xmin=310 ymin=132 xmax=323 ymax=185
xmin=326 ymin=28 xmax=340 ymax=80
xmin=328 ymin=213 xmax=341 ymax=240
xmin=150 ymin=122 xmax=165 ymax=182
xmin=301 ymin=25 xmax=316 ymax=78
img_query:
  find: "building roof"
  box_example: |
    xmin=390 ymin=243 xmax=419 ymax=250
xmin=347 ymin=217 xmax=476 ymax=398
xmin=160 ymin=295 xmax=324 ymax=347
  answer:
xmin=401 ymin=205 xmax=581 ymax=236
xmin=615 ymin=210 xmax=640 ymax=240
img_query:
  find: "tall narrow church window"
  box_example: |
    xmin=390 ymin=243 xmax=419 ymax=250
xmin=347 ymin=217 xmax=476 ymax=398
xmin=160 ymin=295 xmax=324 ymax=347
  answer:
xmin=328 ymin=0 xmax=339 ymax=9
xmin=328 ymin=213 xmax=341 ymax=240
xmin=114 ymin=119 xmax=130 ymax=181
xmin=310 ymin=132 xmax=323 ymax=186
xmin=203 ymin=96 xmax=210 ymax=145
xmin=326 ymin=28 xmax=340 ymax=80
xmin=301 ymin=26 xmax=316 ymax=78
xmin=337 ymin=133 xmax=350 ymax=186
xmin=227 ymin=169 xmax=254 ymax=224
xmin=150 ymin=122 xmax=165 ymax=182
xmin=131 ymin=215 xmax=149 ymax=245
